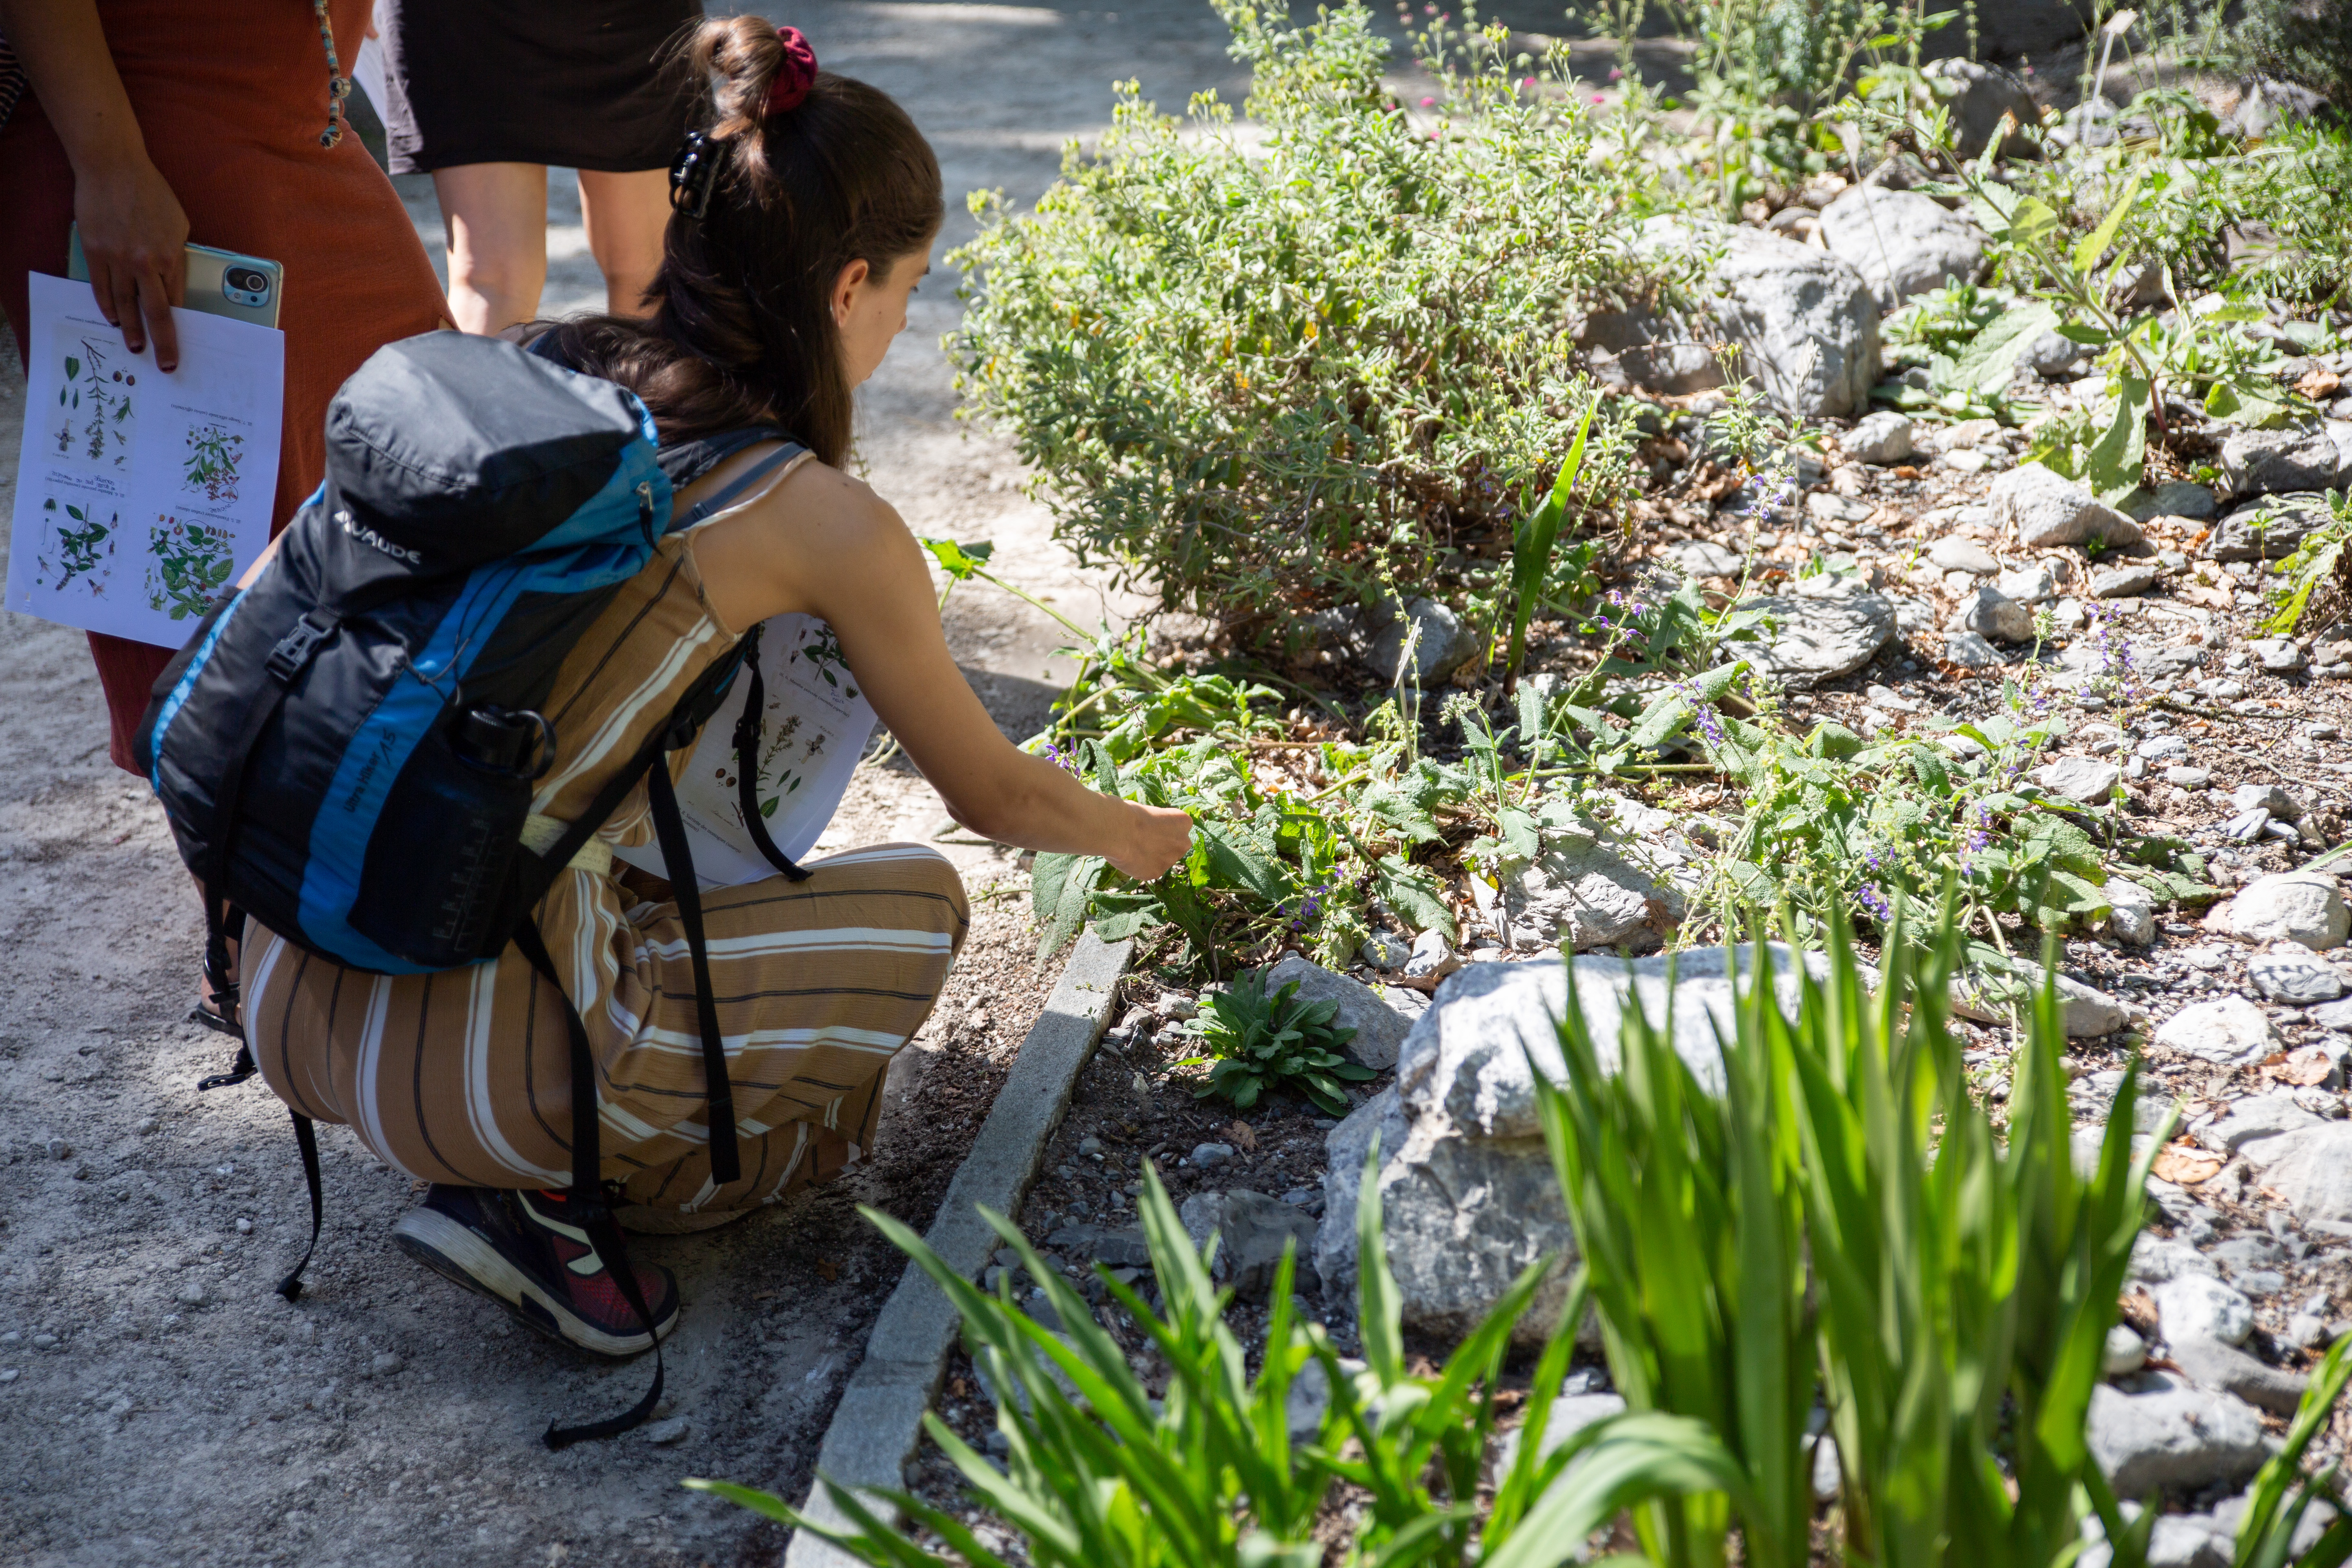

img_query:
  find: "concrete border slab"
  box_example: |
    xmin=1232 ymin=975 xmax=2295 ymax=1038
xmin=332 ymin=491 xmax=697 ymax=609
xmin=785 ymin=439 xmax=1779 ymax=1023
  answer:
xmin=783 ymin=929 xmax=1132 ymax=1566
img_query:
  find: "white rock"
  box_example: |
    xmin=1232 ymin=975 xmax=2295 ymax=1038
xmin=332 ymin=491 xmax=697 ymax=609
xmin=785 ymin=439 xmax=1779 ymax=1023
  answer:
xmin=1844 ymin=410 xmax=1915 ymax=465
xmin=1943 ymin=630 xmax=2003 ymax=668
xmin=1952 ymin=968 xmax=2126 ymax=1036
xmin=2234 ymin=1123 xmax=2352 ymax=1227
xmin=1927 ymin=537 xmax=2000 ymax=575
xmin=1360 ymin=932 xmax=1410 ymax=970
xmin=2248 ymin=946 xmax=2348 ymax=1004
xmin=1735 ymin=584 xmax=1898 ymax=688
xmin=1633 ymin=217 xmax=1881 ymax=418
xmin=2221 ymin=874 xmax=2349 ymax=950
xmin=1403 ymin=929 xmax=1459 ymax=985
xmin=2154 ymin=996 xmax=2279 ymax=1065
xmin=1499 ymin=834 xmax=1686 ymax=953
xmin=2220 ymin=426 xmax=2348 ymax=498
xmin=2103 ymin=1324 xmax=2148 ymax=1376
xmin=1959 ymin=584 xmax=2037 ymax=642
xmin=2152 ymin=1274 xmax=2256 ymax=1346
xmin=2197 ymin=1091 xmax=2322 ymax=1155
xmin=2034 ymin=756 xmax=2121 ymax=803
xmin=2129 ymin=1235 xmax=2219 ymax=1283
xmin=1992 ymin=464 xmax=2147 ymax=550
xmin=1997 ymin=561 xmax=2061 ymax=604
xmin=2105 ymin=878 xmax=2158 ymax=946
xmin=2087 ymin=1372 xmax=2269 ymax=1498
xmin=1265 ymin=955 xmax=1417 ymax=1071
xmin=1367 ymin=597 xmax=1481 ymax=685
xmin=1819 ymin=185 xmax=1988 ymax=312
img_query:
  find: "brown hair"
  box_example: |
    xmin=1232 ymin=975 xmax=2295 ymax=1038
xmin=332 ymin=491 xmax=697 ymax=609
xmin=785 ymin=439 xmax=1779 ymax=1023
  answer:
xmin=532 ymin=17 xmax=942 ymax=466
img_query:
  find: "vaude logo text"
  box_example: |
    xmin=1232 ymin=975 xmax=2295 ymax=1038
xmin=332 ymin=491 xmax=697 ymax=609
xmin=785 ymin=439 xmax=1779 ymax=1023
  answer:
xmin=336 ymin=510 xmax=423 ymax=565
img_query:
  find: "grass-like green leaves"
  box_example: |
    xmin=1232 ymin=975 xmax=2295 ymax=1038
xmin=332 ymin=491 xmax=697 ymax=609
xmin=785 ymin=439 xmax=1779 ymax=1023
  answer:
xmin=1173 ymin=967 xmax=1376 ymax=1115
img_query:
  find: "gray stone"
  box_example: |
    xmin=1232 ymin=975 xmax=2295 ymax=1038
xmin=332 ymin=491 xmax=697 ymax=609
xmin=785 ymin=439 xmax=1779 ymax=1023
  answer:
xmin=365 ymin=1351 xmax=401 ymax=1377
xmin=1633 ymin=217 xmax=1881 ymax=418
xmin=174 ymin=1280 xmax=209 ymax=1308
xmin=2144 ymin=1515 xmax=2231 ymax=1568
xmin=2166 ymin=1334 xmax=2310 ymax=1417
xmin=2251 ymin=637 xmax=2309 ymax=674
xmin=2130 ymin=1236 xmax=2219 ymax=1284
xmin=1952 ymin=967 xmax=2126 ymax=1036
xmin=1498 ymin=835 xmax=1686 ymax=953
xmin=2024 ymin=328 xmax=2088 ymax=378
xmin=2034 ymin=756 xmax=2121 ymax=803
xmin=1808 ymin=491 xmax=1876 ymax=528
xmin=1820 ymin=185 xmax=1988 ymax=312
xmin=2310 ymin=997 xmax=2352 ymax=1031
xmin=1047 ymin=1223 xmax=1155 ymax=1270
xmin=1574 ymin=301 xmax=1723 ymax=398
xmin=1735 ymin=584 xmax=1898 ymax=688
xmin=1360 ymin=932 xmax=1409 ymax=970
xmin=1996 ymin=562 xmax=2062 ymax=604
xmin=2198 ymin=1092 xmax=2322 ymax=1155
xmin=2166 ymin=766 xmax=2213 ymax=788
xmin=1320 ymin=946 xmax=1828 ymax=1345
xmin=1367 ymin=597 xmax=1480 ymax=686
xmin=1991 ymin=464 xmax=2147 ymax=550
xmin=2222 ymin=874 xmax=2349 ymax=950
xmin=2249 ymin=947 xmax=2347 ymax=1005
xmin=2220 ymin=428 xmax=2347 ymax=498
xmin=2236 ymin=1123 xmax=2352 ymax=1226
xmin=2092 ymin=562 xmax=2163 ymax=599
xmin=2154 ymin=1274 xmax=2256 ymax=1345
xmin=2231 ymin=782 xmax=2300 ymax=820
xmin=1928 ymin=537 xmax=2000 ymax=575
xmin=2134 ymin=481 xmax=2219 ymax=522
xmin=2106 ymin=878 xmax=2158 ymax=946
xmin=1189 ymin=1141 xmax=1236 ymax=1169
xmin=1179 ymin=1190 xmax=1320 ymax=1300
xmin=2087 ymin=1372 xmax=2269 ymax=1497
xmin=2154 ymin=996 xmax=2279 ymax=1065
xmin=1669 ymin=539 xmax=1744 ymax=578
xmin=2104 ymin=1323 xmax=2148 ymax=1376
xmin=642 ymin=1416 xmax=690 ymax=1445
xmin=1403 ymin=929 xmax=1459 ymax=985
xmin=1844 ymin=410 xmax=1914 ymax=466
xmin=1265 ymin=955 xmax=1414 ymax=1071
xmin=2208 ymin=493 xmax=2334 ymax=562
xmin=1943 ymin=630 xmax=2004 ymax=668
xmin=1921 ymin=57 xmax=2045 ymax=156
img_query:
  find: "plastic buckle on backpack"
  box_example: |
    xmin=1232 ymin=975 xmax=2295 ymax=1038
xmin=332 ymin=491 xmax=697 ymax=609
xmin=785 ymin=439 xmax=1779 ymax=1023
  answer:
xmin=266 ymin=612 xmax=338 ymax=684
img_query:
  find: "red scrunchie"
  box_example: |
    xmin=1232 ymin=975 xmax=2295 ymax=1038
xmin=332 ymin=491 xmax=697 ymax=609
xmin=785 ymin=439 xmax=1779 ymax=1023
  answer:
xmin=763 ymin=26 xmax=819 ymax=115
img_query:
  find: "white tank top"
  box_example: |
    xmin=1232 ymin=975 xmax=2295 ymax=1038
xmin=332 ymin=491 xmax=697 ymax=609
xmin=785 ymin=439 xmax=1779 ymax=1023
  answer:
xmin=612 ymin=613 xmax=878 ymax=889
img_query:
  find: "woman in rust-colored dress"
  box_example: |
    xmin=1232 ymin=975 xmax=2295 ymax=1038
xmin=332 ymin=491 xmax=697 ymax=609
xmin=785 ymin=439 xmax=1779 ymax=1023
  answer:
xmin=0 ymin=0 xmax=449 ymax=772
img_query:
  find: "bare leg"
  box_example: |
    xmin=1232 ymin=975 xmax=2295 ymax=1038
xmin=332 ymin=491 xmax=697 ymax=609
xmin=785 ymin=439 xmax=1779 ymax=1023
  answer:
xmin=577 ymin=168 xmax=671 ymax=318
xmin=431 ymin=163 xmax=549 ymax=334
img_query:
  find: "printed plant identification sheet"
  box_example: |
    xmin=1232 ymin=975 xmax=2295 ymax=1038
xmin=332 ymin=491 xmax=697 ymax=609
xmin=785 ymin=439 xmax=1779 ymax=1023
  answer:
xmin=613 ymin=615 xmax=880 ymax=887
xmin=8 ymin=271 xmax=285 ymax=646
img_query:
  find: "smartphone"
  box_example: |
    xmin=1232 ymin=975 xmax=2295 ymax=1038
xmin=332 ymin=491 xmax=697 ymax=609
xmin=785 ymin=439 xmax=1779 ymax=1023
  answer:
xmin=67 ymin=226 xmax=284 ymax=330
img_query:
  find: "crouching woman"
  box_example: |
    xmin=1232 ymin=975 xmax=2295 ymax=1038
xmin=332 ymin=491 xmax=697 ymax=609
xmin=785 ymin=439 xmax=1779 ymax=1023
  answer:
xmin=237 ymin=18 xmax=1193 ymax=1358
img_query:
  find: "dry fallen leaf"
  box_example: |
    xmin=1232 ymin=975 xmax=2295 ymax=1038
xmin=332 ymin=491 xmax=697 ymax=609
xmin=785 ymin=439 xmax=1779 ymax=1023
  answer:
xmin=814 ymin=1256 xmax=840 ymax=1282
xmin=1225 ymin=1120 xmax=1259 ymax=1153
xmin=2296 ymin=366 xmax=2343 ymax=402
xmin=2179 ymin=581 xmax=2235 ymax=610
xmin=2267 ymin=1045 xmax=2340 ymax=1087
xmin=2151 ymin=1140 xmax=2225 ymax=1185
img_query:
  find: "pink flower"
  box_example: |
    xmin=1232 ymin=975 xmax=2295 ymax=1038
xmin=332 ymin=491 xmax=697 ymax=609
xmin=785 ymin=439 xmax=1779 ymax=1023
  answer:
xmin=1522 ymin=76 xmax=1535 ymax=88
xmin=1609 ymin=66 xmax=1623 ymax=80
xmin=1592 ymin=92 xmax=1606 ymax=103
xmin=1420 ymin=95 xmax=1436 ymax=106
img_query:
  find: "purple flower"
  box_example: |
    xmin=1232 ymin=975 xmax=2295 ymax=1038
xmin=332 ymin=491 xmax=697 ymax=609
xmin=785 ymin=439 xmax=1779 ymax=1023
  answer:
xmin=1857 ymin=882 xmax=1893 ymax=922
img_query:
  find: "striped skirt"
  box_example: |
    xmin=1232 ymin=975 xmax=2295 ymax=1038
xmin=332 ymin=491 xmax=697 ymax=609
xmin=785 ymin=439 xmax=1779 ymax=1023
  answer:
xmin=238 ymin=523 xmax=970 ymax=1218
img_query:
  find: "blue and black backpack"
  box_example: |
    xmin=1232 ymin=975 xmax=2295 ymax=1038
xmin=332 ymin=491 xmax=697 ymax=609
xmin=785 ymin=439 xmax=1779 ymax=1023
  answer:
xmin=133 ymin=330 xmax=809 ymax=1444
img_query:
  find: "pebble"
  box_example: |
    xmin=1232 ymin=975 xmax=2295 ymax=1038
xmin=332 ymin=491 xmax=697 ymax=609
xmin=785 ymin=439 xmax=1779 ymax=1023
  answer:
xmin=1402 ymin=929 xmax=1459 ymax=984
xmin=2153 ymin=1274 xmax=2256 ymax=1345
xmin=2034 ymin=756 xmax=2122 ymax=803
xmin=2249 ymin=947 xmax=2348 ymax=1004
xmin=2087 ymin=1373 xmax=2268 ymax=1497
xmin=641 ymin=1416 xmax=690 ymax=1445
xmin=46 ymin=1140 xmax=69 ymax=1161
xmin=1077 ymin=1136 xmax=1103 ymax=1156
xmin=32 ymin=1334 xmax=58 ymax=1350
xmin=2092 ymin=562 xmax=2163 ymax=599
xmin=2136 ymin=735 xmax=2190 ymax=762
xmin=2165 ymin=766 xmax=2213 ymax=789
xmin=2154 ymin=996 xmax=2279 ymax=1065
xmin=234 ymin=1218 xmax=252 ymax=1235
xmin=174 ymin=1281 xmax=209 ymax=1308
xmin=2103 ymin=1324 xmax=2147 ymax=1376
xmin=1929 ymin=541 xmax=2004 ymax=576
xmin=1188 ymin=1142 xmax=1236 ymax=1169
xmin=134 ymin=1116 xmax=160 ymax=1136
xmin=2250 ymin=637 xmax=2309 ymax=673
xmin=1996 ymin=562 xmax=2060 ymax=604
xmin=1359 ymin=932 xmax=1410 ymax=970
xmin=2221 ymin=873 xmax=2350 ymax=950
xmin=1844 ymin=410 xmax=1914 ymax=465
xmin=367 ymin=1352 xmax=402 ymax=1377
xmin=1959 ymin=584 xmax=2036 ymax=643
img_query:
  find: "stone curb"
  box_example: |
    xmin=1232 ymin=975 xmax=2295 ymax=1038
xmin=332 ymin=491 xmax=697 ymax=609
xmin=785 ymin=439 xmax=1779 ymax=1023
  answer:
xmin=782 ymin=929 xmax=1132 ymax=1568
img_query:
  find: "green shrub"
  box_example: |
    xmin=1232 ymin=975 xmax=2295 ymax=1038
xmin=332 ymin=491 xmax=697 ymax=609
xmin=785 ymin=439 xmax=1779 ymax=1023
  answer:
xmin=947 ymin=0 xmax=1649 ymax=646
xmin=2238 ymin=0 xmax=2352 ymax=107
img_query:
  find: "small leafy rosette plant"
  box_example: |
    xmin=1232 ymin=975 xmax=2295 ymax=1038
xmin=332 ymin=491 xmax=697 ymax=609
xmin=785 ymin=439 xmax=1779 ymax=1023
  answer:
xmin=1172 ymin=966 xmax=1374 ymax=1116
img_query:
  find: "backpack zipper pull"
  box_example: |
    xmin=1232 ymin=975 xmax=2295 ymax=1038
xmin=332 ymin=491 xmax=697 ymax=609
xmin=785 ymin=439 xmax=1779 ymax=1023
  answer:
xmin=635 ymin=480 xmax=656 ymax=545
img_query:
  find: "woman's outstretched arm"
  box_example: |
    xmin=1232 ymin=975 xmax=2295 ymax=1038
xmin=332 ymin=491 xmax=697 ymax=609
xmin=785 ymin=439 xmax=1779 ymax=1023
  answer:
xmin=694 ymin=458 xmax=1195 ymax=882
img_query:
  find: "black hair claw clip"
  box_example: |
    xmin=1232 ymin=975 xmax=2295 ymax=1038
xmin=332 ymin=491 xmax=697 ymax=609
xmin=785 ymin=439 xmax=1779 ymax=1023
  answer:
xmin=670 ymin=131 xmax=724 ymax=220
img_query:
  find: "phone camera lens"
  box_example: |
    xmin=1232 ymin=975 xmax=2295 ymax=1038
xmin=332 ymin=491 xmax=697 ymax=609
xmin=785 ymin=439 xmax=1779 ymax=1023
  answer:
xmin=228 ymin=267 xmax=267 ymax=292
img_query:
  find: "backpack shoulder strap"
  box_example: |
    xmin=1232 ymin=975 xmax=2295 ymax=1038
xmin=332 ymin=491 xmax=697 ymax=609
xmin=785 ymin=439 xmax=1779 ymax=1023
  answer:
xmin=664 ymin=434 xmax=808 ymax=530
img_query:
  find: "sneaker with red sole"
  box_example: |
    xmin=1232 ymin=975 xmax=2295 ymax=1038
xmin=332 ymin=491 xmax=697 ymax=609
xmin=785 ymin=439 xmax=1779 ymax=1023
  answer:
xmin=392 ymin=1185 xmax=679 ymax=1358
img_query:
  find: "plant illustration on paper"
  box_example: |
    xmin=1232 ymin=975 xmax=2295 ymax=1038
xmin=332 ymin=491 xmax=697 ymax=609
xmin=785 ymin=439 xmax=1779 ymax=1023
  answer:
xmin=180 ymin=422 xmax=245 ymax=504
xmin=49 ymin=338 xmax=136 ymax=472
xmin=146 ymin=514 xmax=236 ymax=621
xmin=36 ymin=494 xmax=117 ymax=595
